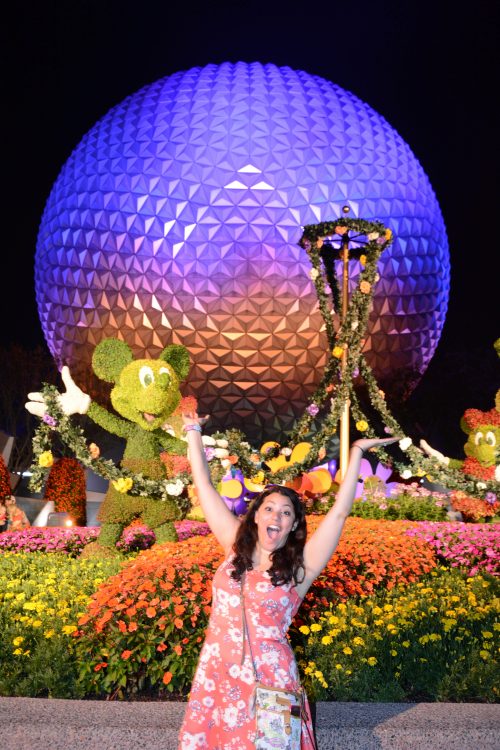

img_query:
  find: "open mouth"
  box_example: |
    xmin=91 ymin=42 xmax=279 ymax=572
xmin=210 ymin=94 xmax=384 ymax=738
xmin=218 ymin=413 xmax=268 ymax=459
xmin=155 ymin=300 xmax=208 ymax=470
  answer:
xmin=143 ymin=412 xmax=157 ymax=423
xmin=267 ymin=525 xmax=280 ymax=541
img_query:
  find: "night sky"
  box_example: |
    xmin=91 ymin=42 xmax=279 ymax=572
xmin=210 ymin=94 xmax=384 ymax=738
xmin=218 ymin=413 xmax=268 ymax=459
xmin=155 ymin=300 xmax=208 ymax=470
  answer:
xmin=2 ymin=0 xmax=498 ymax=450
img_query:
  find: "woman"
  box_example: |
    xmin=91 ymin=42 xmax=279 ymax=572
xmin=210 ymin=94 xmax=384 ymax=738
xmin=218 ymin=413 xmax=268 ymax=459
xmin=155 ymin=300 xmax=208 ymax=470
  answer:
xmin=178 ymin=410 xmax=398 ymax=750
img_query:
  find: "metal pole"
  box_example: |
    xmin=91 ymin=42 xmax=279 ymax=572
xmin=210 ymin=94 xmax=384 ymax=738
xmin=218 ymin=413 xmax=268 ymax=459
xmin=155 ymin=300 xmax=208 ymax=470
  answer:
xmin=339 ymin=232 xmax=350 ymax=480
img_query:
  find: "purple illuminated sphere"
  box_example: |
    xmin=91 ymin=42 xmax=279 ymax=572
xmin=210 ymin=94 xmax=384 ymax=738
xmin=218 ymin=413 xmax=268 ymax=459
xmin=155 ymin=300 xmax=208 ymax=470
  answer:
xmin=35 ymin=62 xmax=449 ymax=440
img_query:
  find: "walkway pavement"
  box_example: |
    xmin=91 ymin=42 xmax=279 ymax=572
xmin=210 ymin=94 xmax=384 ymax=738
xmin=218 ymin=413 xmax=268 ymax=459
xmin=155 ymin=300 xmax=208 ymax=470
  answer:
xmin=2 ymin=697 xmax=499 ymax=749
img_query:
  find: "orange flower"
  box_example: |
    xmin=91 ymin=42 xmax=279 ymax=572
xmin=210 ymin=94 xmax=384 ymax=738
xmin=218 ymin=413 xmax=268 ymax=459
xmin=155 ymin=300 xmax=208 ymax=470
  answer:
xmin=128 ymin=622 xmax=138 ymax=633
xmin=162 ymin=671 xmax=173 ymax=685
xmin=174 ymin=617 xmax=184 ymax=629
xmin=335 ymin=225 xmax=348 ymax=235
xmin=360 ymin=280 xmax=371 ymax=294
xmin=94 ymin=662 xmax=108 ymax=672
xmin=146 ymin=607 xmax=157 ymax=618
xmin=174 ymin=644 xmax=183 ymax=655
xmin=157 ymin=643 xmax=168 ymax=652
xmin=117 ymin=620 xmax=127 ymax=633
xmin=121 ymin=650 xmax=133 ymax=660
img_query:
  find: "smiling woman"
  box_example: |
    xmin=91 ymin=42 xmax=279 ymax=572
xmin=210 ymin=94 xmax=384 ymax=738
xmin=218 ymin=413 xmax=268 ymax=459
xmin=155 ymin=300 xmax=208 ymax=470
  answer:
xmin=178 ymin=405 xmax=399 ymax=750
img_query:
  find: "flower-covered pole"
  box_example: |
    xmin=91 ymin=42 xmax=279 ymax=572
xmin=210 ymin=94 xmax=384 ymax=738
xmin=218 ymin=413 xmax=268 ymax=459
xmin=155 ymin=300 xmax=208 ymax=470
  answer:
xmin=339 ymin=228 xmax=350 ymax=479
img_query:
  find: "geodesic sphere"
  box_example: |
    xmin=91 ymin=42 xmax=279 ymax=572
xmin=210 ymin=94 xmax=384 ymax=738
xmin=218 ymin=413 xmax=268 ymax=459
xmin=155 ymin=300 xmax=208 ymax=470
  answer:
xmin=35 ymin=62 xmax=449 ymax=440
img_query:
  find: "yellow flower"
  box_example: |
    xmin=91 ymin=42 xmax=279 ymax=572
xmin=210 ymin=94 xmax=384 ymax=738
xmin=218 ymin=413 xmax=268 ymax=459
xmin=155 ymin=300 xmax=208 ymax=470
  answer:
xmin=353 ymin=637 xmax=365 ymax=647
xmin=12 ymin=636 xmax=24 ymax=646
xmin=402 ymin=641 xmax=410 ymax=648
xmin=482 ymin=631 xmax=493 ymax=639
xmin=359 ymin=254 xmax=367 ymax=266
xmin=38 ymin=451 xmax=54 ymax=468
xmin=13 ymin=648 xmax=23 ymax=655
xmin=299 ymin=625 xmax=310 ymax=635
xmin=335 ymin=664 xmax=343 ymax=670
xmin=479 ymin=650 xmax=490 ymax=660
xmin=32 ymin=620 xmax=42 ymax=628
xmin=355 ymin=420 xmax=368 ymax=432
xmin=332 ymin=346 xmax=344 ymax=359
xmin=321 ymin=635 xmax=333 ymax=645
xmin=385 ymin=228 xmax=393 ymax=240
xmin=112 ymin=477 xmax=133 ymax=493
xmin=310 ymin=623 xmax=322 ymax=632
xmin=62 ymin=624 xmax=77 ymax=636
xmin=44 ymin=630 xmax=55 ymax=639
xmin=343 ymin=647 xmax=353 ymax=655
xmin=390 ymin=650 xmax=398 ymax=657
xmin=367 ymin=657 xmax=377 ymax=666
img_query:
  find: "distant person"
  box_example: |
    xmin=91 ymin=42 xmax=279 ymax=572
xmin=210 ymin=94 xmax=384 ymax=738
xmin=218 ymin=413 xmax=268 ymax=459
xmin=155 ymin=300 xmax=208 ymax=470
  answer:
xmin=0 ymin=497 xmax=8 ymax=532
xmin=5 ymin=496 xmax=30 ymax=531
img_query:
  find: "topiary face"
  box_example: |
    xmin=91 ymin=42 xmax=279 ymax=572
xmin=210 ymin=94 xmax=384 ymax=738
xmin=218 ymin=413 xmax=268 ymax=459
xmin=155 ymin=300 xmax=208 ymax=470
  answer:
xmin=463 ymin=424 xmax=500 ymax=467
xmin=111 ymin=359 xmax=182 ymax=431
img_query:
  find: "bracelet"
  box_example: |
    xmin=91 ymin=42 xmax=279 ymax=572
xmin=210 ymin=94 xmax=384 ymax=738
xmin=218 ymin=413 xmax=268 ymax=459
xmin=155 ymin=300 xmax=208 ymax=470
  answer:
xmin=182 ymin=424 xmax=202 ymax=433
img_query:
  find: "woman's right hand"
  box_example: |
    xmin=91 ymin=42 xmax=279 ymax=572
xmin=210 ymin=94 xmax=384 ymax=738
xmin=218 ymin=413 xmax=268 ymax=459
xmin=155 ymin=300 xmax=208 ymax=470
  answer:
xmin=181 ymin=409 xmax=210 ymax=430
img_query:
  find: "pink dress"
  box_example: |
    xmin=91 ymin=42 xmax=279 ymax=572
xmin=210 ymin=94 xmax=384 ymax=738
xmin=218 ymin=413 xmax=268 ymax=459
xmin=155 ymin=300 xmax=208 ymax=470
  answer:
xmin=178 ymin=557 xmax=316 ymax=750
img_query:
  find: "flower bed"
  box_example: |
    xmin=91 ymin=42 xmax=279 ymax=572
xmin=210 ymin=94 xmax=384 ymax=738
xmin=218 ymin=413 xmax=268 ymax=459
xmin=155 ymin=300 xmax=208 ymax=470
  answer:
xmin=0 ymin=517 xmax=497 ymax=701
xmin=0 ymin=520 xmax=210 ymax=555
xmin=0 ymin=551 xmax=121 ymax=697
xmin=74 ymin=518 xmax=436 ymax=698
xmin=301 ymin=517 xmax=436 ymax=614
xmin=405 ymin=522 xmax=500 ymax=577
xmin=295 ymin=568 xmax=499 ymax=702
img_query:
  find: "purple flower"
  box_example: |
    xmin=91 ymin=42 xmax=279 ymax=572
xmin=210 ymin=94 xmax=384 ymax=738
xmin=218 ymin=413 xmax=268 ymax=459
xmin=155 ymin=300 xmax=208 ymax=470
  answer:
xmin=306 ymin=403 xmax=320 ymax=417
xmin=204 ymin=447 xmax=215 ymax=461
xmin=485 ymin=492 xmax=497 ymax=505
xmin=42 ymin=413 xmax=58 ymax=427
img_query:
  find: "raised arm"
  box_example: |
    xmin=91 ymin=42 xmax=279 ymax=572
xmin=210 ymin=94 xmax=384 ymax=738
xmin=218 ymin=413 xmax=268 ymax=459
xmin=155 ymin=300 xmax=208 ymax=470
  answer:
xmin=182 ymin=411 xmax=240 ymax=554
xmin=296 ymin=436 xmax=399 ymax=598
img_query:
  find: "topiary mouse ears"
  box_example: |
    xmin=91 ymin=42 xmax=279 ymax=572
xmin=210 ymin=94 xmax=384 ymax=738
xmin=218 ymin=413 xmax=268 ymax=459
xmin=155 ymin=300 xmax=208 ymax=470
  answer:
xmin=160 ymin=344 xmax=190 ymax=380
xmin=92 ymin=338 xmax=133 ymax=383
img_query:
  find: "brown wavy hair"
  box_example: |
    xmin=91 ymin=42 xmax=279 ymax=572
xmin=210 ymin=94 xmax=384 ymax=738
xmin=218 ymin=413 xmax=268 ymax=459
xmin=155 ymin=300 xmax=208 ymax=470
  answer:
xmin=230 ymin=486 xmax=307 ymax=587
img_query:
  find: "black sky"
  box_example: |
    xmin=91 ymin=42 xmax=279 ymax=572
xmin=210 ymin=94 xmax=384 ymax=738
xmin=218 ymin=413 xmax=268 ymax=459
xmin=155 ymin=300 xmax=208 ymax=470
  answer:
xmin=2 ymin=0 xmax=498 ymax=449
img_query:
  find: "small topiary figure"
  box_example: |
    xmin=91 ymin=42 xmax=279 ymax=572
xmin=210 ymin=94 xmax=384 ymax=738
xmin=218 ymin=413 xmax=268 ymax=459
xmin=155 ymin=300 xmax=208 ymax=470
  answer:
xmin=27 ymin=338 xmax=191 ymax=556
xmin=0 ymin=455 xmax=11 ymax=501
xmin=44 ymin=456 xmax=87 ymax=526
xmin=421 ymin=338 xmax=500 ymax=508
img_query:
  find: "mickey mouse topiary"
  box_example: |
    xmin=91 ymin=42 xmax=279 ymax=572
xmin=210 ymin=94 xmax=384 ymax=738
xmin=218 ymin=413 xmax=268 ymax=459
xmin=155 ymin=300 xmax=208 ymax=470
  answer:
xmin=26 ymin=338 xmax=191 ymax=556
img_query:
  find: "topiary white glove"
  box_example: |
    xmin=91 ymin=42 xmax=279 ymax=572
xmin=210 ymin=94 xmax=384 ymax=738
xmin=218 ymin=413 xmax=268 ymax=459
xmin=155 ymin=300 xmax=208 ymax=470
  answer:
xmin=25 ymin=366 xmax=91 ymax=417
xmin=419 ymin=439 xmax=450 ymax=466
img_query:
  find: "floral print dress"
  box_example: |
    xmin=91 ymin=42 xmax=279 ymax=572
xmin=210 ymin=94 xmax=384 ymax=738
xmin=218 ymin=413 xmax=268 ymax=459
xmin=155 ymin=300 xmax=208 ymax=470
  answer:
xmin=178 ymin=557 xmax=315 ymax=750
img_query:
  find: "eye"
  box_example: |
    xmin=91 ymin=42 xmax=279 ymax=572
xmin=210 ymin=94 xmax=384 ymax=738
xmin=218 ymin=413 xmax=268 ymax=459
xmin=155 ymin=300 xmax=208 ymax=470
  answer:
xmin=139 ymin=366 xmax=155 ymax=388
xmin=283 ymin=510 xmax=291 ymax=516
xmin=159 ymin=366 xmax=170 ymax=377
xmin=474 ymin=431 xmax=484 ymax=446
xmin=485 ymin=431 xmax=496 ymax=447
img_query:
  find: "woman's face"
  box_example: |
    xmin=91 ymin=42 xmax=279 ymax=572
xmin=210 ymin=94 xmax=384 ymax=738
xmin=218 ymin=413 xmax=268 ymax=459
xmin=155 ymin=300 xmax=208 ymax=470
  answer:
xmin=253 ymin=492 xmax=297 ymax=552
